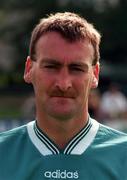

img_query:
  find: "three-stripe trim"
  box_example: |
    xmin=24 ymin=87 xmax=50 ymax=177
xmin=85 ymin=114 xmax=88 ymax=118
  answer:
xmin=27 ymin=118 xmax=99 ymax=156
xmin=34 ymin=119 xmax=92 ymax=155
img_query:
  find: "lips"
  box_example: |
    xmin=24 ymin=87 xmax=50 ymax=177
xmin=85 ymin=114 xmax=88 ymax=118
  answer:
xmin=51 ymin=95 xmax=74 ymax=99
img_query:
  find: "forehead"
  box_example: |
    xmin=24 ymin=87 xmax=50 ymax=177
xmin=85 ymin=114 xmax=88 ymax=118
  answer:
xmin=35 ymin=32 xmax=94 ymax=64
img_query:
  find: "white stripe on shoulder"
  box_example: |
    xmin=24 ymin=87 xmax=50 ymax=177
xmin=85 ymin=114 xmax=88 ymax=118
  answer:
xmin=70 ymin=118 xmax=99 ymax=155
xmin=27 ymin=121 xmax=53 ymax=156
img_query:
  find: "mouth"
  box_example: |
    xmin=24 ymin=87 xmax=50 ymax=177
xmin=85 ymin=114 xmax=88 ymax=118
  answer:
xmin=51 ymin=95 xmax=75 ymax=99
xmin=50 ymin=96 xmax=74 ymax=106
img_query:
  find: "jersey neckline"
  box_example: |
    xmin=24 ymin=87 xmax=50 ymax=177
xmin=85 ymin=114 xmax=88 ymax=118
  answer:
xmin=27 ymin=118 xmax=99 ymax=156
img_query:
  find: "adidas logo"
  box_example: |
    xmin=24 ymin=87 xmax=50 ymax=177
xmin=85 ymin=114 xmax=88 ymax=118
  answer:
xmin=44 ymin=169 xmax=79 ymax=179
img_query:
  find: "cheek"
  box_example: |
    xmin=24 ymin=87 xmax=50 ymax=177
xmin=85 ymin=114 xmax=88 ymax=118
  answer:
xmin=78 ymin=77 xmax=93 ymax=95
xmin=31 ymin=71 xmax=43 ymax=91
xmin=34 ymin=71 xmax=54 ymax=91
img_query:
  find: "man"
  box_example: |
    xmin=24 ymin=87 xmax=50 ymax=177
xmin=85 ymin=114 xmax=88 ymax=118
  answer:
xmin=0 ymin=12 xmax=127 ymax=180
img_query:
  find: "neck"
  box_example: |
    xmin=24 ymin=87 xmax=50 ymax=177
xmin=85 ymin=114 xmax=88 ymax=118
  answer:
xmin=36 ymin=112 xmax=89 ymax=149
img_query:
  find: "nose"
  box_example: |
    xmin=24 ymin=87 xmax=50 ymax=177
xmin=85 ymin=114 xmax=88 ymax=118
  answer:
xmin=55 ymin=68 xmax=72 ymax=91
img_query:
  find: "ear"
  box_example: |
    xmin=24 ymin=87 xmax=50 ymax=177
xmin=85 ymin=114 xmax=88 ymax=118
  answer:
xmin=91 ymin=63 xmax=100 ymax=89
xmin=24 ymin=56 xmax=33 ymax=84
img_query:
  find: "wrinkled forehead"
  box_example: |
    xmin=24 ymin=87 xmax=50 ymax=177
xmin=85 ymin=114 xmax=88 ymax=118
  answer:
xmin=35 ymin=31 xmax=94 ymax=63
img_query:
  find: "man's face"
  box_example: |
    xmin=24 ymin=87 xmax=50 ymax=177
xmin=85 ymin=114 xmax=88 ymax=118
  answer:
xmin=24 ymin=32 xmax=99 ymax=121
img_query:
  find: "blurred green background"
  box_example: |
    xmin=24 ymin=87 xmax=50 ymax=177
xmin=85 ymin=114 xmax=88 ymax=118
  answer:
xmin=0 ymin=0 xmax=127 ymax=131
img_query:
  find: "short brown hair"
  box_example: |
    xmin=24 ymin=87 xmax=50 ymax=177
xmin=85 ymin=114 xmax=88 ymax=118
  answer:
xmin=29 ymin=12 xmax=101 ymax=65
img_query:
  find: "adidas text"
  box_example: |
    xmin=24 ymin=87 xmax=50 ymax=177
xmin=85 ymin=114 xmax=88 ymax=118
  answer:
xmin=44 ymin=169 xmax=79 ymax=179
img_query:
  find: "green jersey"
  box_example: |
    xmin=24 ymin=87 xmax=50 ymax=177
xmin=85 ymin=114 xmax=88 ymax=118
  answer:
xmin=0 ymin=118 xmax=127 ymax=180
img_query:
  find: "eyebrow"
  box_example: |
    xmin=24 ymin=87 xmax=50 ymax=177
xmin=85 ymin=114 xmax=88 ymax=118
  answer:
xmin=39 ymin=58 xmax=90 ymax=68
xmin=40 ymin=58 xmax=61 ymax=65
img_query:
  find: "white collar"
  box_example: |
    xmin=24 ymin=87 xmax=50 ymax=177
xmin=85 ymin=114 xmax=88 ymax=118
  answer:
xmin=27 ymin=118 xmax=99 ymax=156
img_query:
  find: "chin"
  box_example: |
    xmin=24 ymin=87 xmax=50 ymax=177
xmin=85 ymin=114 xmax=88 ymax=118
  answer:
xmin=48 ymin=109 xmax=76 ymax=121
xmin=52 ymin=114 xmax=74 ymax=121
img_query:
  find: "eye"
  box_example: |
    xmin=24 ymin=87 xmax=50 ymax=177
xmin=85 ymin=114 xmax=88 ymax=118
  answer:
xmin=44 ymin=65 xmax=57 ymax=69
xmin=69 ymin=65 xmax=85 ymax=72
xmin=39 ymin=59 xmax=61 ymax=71
xmin=43 ymin=64 xmax=61 ymax=72
xmin=72 ymin=67 xmax=84 ymax=72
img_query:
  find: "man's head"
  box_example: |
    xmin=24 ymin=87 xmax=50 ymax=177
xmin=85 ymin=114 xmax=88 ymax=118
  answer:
xmin=24 ymin=12 xmax=101 ymax=121
xmin=29 ymin=12 xmax=101 ymax=65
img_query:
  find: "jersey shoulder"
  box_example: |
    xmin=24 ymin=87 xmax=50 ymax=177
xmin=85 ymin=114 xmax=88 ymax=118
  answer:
xmin=0 ymin=123 xmax=28 ymax=146
xmin=97 ymin=122 xmax=127 ymax=146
